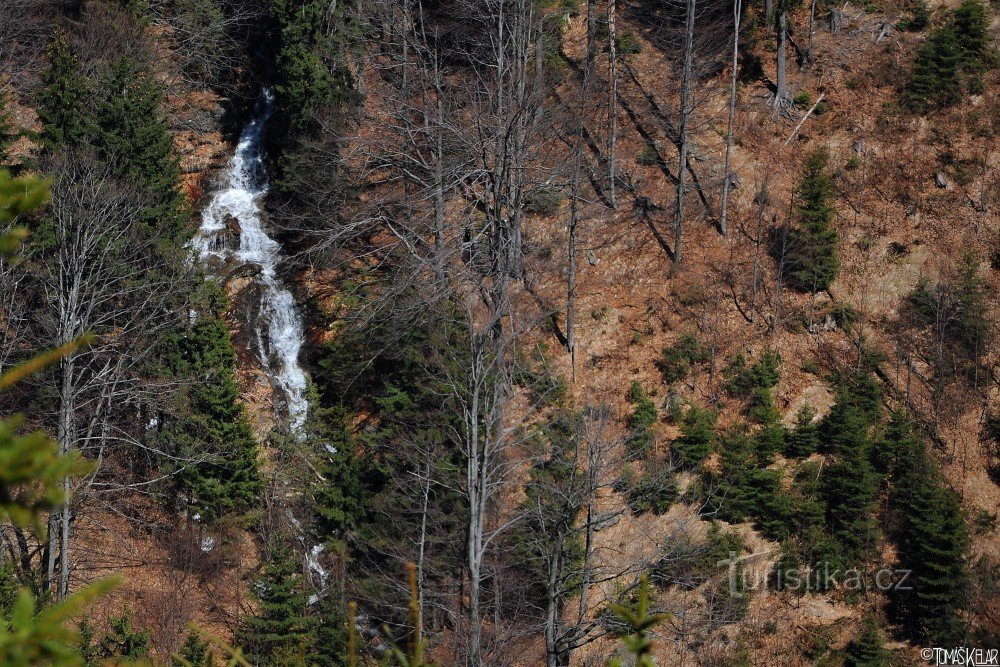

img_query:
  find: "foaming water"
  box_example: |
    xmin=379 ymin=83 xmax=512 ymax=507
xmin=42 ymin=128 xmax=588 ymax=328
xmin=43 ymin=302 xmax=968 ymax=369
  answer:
xmin=192 ymin=89 xmax=308 ymax=431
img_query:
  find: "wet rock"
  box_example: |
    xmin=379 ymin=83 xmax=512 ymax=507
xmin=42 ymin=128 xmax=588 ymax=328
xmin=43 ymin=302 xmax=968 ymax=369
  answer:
xmin=225 ymin=263 xmax=263 ymax=282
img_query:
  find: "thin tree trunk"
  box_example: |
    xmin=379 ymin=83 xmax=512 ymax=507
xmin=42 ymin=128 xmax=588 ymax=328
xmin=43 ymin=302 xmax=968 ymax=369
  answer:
xmin=773 ymin=11 xmax=789 ymax=107
xmin=568 ymin=0 xmax=597 ymax=371
xmin=720 ymin=0 xmax=742 ymax=236
xmin=51 ymin=354 xmax=76 ymax=600
xmin=674 ymin=0 xmax=697 ymax=266
xmin=608 ymin=0 xmax=619 ymax=210
xmin=416 ymin=458 xmax=432 ymax=641
xmin=806 ymin=0 xmax=817 ymax=65
xmin=544 ymin=533 xmax=564 ymax=667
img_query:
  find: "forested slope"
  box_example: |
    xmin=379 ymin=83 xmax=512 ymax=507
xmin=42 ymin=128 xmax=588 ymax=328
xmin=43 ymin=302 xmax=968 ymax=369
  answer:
xmin=0 ymin=0 xmax=998 ymax=664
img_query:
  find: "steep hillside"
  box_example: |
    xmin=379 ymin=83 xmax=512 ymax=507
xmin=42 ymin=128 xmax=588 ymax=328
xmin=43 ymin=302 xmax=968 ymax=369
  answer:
xmin=0 ymin=0 xmax=998 ymax=664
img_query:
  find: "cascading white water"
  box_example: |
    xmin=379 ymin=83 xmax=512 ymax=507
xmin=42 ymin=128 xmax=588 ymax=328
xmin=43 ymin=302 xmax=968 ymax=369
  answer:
xmin=192 ymin=89 xmax=308 ymax=431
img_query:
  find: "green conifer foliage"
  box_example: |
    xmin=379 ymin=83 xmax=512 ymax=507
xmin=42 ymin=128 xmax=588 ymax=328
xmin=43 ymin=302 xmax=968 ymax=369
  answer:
xmin=769 ymin=541 xmax=802 ymax=592
xmin=891 ymin=433 xmax=969 ymax=646
xmin=626 ymin=381 xmax=658 ymax=459
xmin=905 ymin=25 xmax=964 ymax=111
xmin=820 ymin=400 xmax=879 ymax=563
xmin=80 ymin=610 xmax=152 ymax=665
xmin=904 ymin=0 xmax=991 ymax=111
xmin=847 ymin=613 xmax=890 ymax=667
xmin=953 ymin=0 xmax=990 ymax=64
xmin=624 ymin=457 xmax=679 ymax=515
xmin=785 ymin=148 xmax=839 ymax=292
xmin=311 ymin=405 xmax=375 ymax=537
xmin=172 ymin=633 xmax=215 ymax=666
xmin=784 ymin=406 xmax=820 ymax=457
xmin=724 ymin=349 xmax=781 ymax=397
xmin=714 ymin=431 xmax=796 ymax=541
xmin=659 ymin=333 xmax=708 ymax=385
xmin=36 ymin=33 xmax=89 ymax=150
xmin=673 ymin=404 xmax=717 ymax=468
xmin=92 ymin=57 xmax=184 ymax=236
xmin=237 ymin=545 xmax=315 ymax=665
xmin=157 ymin=290 xmax=261 ymax=523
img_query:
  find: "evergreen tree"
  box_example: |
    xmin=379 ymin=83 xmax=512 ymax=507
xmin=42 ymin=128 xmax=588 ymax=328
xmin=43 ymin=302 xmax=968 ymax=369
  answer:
xmin=904 ymin=23 xmax=963 ymax=111
xmin=784 ymin=406 xmax=820 ymax=457
xmin=92 ymin=57 xmax=184 ymax=236
xmin=892 ymin=441 xmax=969 ymax=645
xmin=821 ymin=397 xmax=880 ymax=562
xmin=750 ymin=388 xmax=784 ymax=462
xmin=902 ymin=0 xmax=990 ymax=112
xmin=624 ymin=456 xmax=679 ymax=515
xmin=769 ymin=540 xmax=802 ymax=592
xmin=626 ymin=381 xmax=658 ymax=459
xmin=820 ymin=373 xmax=881 ymax=567
xmin=847 ymin=613 xmax=890 ymax=667
xmin=36 ymin=33 xmax=89 ymax=150
xmin=237 ymin=545 xmax=315 ymax=665
xmin=156 ymin=289 xmax=262 ymax=522
xmin=953 ymin=0 xmax=990 ymax=82
xmin=785 ymin=148 xmax=839 ymax=292
xmin=270 ymin=0 xmax=342 ymax=134
xmin=172 ymin=633 xmax=215 ymax=666
xmin=80 ymin=610 xmax=152 ymax=665
xmin=310 ymin=404 xmax=376 ymax=537
xmin=715 ymin=431 xmax=796 ymax=541
xmin=673 ymin=404 xmax=717 ymax=468
xmin=724 ymin=349 xmax=781 ymax=397
xmin=310 ymin=595 xmax=350 ymax=667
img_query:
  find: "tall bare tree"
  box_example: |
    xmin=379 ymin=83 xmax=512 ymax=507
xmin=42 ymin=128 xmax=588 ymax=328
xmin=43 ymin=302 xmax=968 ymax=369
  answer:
xmin=673 ymin=0 xmax=697 ymax=266
xmin=720 ymin=0 xmax=742 ymax=236
xmin=31 ymin=153 xmax=180 ymax=598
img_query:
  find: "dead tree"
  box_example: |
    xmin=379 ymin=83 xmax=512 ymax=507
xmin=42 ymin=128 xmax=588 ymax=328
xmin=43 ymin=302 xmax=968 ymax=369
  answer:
xmin=719 ymin=0 xmax=742 ymax=236
xmin=673 ymin=0 xmax=697 ymax=266
xmin=771 ymin=0 xmax=796 ymax=109
xmin=567 ymin=0 xmax=600 ymax=371
xmin=32 ymin=152 xmax=180 ymax=599
xmin=607 ymin=0 xmax=620 ymax=210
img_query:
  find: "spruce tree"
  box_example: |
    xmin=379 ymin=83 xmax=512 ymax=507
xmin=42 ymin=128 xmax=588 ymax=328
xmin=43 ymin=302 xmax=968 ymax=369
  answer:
xmin=901 ymin=0 xmax=991 ymax=113
xmin=784 ymin=406 xmax=820 ymax=457
xmin=953 ymin=0 xmax=990 ymax=78
xmin=172 ymin=633 xmax=215 ymax=666
xmin=892 ymin=443 xmax=969 ymax=645
xmin=36 ymin=32 xmax=89 ymax=150
xmin=821 ymin=400 xmax=879 ymax=563
xmin=847 ymin=613 xmax=890 ymax=667
xmin=237 ymin=545 xmax=315 ymax=665
xmin=156 ymin=289 xmax=262 ymax=523
xmin=626 ymin=381 xmax=658 ymax=459
xmin=92 ymin=57 xmax=184 ymax=236
xmin=716 ymin=430 xmax=796 ymax=541
xmin=673 ymin=404 xmax=716 ymax=468
xmin=785 ymin=148 xmax=839 ymax=292
xmin=271 ymin=0 xmax=341 ymax=133
xmin=311 ymin=405 xmax=372 ymax=537
xmin=909 ymin=28 xmax=961 ymax=109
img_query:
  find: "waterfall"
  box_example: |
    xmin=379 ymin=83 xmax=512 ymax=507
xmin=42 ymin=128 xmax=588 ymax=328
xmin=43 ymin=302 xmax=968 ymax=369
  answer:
xmin=192 ymin=89 xmax=308 ymax=431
